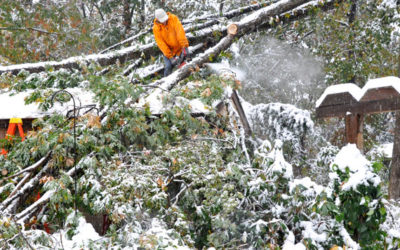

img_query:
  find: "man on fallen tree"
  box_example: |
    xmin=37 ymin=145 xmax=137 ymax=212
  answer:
xmin=153 ymin=9 xmax=190 ymax=77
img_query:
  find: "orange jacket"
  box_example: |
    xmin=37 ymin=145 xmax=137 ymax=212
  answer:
xmin=153 ymin=13 xmax=189 ymax=59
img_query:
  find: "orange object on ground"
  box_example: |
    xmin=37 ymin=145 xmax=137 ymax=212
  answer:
xmin=1 ymin=118 xmax=25 ymax=156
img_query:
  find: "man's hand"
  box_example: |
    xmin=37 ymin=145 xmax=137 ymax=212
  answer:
xmin=170 ymin=56 xmax=180 ymax=66
xmin=182 ymin=47 xmax=191 ymax=60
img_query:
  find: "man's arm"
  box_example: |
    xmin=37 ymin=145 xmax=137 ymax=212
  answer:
xmin=173 ymin=15 xmax=189 ymax=49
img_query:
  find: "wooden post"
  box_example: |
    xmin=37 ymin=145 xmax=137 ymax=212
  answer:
xmin=231 ymin=90 xmax=252 ymax=136
xmin=390 ymin=111 xmax=400 ymax=199
xmin=345 ymin=113 xmax=363 ymax=151
xmin=389 ymin=55 xmax=400 ymax=200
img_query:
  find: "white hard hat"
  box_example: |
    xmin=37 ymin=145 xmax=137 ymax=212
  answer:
xmin=155 ymin=9 xmax=168 ymax=23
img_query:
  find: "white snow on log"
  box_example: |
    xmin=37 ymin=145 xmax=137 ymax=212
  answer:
xmin=0 ymin=88 xmax=96 ymax=119
xmin=315 ymin=83 xmax=362 ymax=108
xmin=238 ymin=0 xmax=292 ymax=26
xmin=17 ymin=190 xmax=55 ymax=223
xmin=0 ymin=43 xmax=153 ymax=73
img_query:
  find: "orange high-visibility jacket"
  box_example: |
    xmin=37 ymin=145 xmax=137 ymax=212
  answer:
xmin=153 ymin=13 xmax=189 ymax=59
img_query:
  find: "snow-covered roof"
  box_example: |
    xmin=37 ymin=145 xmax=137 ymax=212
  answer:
xmin=316 ymin=83 xmax=362 ymax=108
xmin=0 ymin=88 xmax=96 ymax=119
xmin=361 ymin=76 xmax=400 ymax=97
xmin=316 ymin=76 xmax=400 ymax=108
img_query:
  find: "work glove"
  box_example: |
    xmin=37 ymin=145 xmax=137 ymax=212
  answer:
xmin=170 ymin=56 xmax=180 ymax=66
xmin=182 ymin=47 xmax=191 ymax=60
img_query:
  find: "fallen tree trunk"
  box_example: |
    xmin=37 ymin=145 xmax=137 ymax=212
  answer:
xmin=0 ymin=153 xmax=51 ymax=211
xmin=0 ymin=0 xmax=315 ymax=76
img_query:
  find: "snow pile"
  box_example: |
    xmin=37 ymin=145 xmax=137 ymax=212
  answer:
xmin=289 ymin=177 xmax=325 ymax=197
xmin=53 ymin=216 xmax=101 ymax=250
xmin=137 ymin=218 xmax=190 ymax=249
xmin=267 ymin=139 xmax=293 ymax=179
xmin=330 ymin=144 xmax=381 ymax=191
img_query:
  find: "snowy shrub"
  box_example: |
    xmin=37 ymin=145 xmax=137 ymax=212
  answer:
xmin=248 ymin=102 xmax=314 ymax=176
xmin=323 ymin=144 xmax=387 ymax=248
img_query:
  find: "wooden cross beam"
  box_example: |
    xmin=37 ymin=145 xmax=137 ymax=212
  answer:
xmin=316 ymin=76 xmax=400 ymax=150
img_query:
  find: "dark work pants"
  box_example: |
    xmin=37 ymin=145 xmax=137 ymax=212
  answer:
xmin=163 ymin=55 xmax=173 ymax=77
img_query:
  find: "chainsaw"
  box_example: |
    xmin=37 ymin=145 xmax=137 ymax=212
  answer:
xmin=171 ymin=48 xmax=189 ymax=68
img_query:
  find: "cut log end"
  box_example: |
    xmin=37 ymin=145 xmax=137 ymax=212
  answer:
xmin=227 ymin=24 xmax=238 ymax=36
